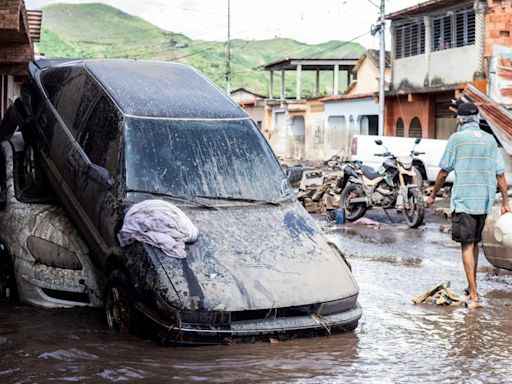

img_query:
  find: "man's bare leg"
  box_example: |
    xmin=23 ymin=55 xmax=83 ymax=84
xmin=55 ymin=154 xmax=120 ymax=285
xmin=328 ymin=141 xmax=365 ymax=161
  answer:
xmin=462 ymin=242 xmax=478 ymax=301
xmin=473 ymin=242 xmax=479 ymax=285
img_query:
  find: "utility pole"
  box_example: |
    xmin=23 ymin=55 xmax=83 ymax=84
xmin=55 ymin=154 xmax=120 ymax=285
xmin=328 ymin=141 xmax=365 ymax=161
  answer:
xmin=226 ymin=0 xmax=231 ymax=95
xmin=378 ymin=0 xmax=385 ymax=136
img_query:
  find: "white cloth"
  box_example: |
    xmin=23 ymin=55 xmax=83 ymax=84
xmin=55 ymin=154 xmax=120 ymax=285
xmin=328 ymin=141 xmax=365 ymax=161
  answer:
xmin=118 ymin=199 xmax=199 ymax=258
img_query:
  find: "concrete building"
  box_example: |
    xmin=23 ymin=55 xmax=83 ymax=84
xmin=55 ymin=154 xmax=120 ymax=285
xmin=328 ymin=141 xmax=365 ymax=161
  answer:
xmin=262 ymin=57 xmax=358 ymax=161
xmin=320 ymin=50 xmax=391 ymax=159
xmin=385 ymin=0 xmax=512 ymax=139
xmin=0 ymin=0 xmax=41 ymax=118
xmin=230 ymin=87 xmax=267 ymax=131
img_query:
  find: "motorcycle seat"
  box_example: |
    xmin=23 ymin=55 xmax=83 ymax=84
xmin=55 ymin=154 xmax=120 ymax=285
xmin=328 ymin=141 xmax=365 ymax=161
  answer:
xmin=361 ymin=165 xmax=381 ymax=180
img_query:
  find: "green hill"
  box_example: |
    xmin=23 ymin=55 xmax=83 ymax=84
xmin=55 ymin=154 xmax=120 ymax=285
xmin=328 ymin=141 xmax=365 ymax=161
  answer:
xmin=37 ymin=3 xmax=366 ymax=96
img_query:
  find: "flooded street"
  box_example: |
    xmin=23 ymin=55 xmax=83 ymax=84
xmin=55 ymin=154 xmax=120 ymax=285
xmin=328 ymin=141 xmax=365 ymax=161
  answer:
xmin=2 ymin=207 xmax=512 ymax=383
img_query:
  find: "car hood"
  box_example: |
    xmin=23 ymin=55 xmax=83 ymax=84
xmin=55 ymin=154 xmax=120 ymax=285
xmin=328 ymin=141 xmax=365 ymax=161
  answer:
xmin=152 ymin=202 xmax=358 ymax=312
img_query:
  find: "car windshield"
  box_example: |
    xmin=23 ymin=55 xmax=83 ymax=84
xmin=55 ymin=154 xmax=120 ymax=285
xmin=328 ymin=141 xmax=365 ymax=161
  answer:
xmin=124 ymin=118 xmax=290 ymax=203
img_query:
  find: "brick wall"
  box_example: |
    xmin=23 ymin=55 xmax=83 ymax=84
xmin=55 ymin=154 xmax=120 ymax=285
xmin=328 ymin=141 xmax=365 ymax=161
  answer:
xmin=0 ymin=0 xmax=21 ymax=30
xmin=485 ymin=0 xmax=512 ymax=57
xmin=384 ymin=94 xmax=436 ymax=138
xmin=0 ymin=43 xmax=31 ymax=63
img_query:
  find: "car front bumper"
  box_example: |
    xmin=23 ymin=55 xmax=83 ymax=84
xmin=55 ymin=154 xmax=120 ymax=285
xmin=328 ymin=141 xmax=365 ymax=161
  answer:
xmin=135 ymin=302 xmax=362 ymax=345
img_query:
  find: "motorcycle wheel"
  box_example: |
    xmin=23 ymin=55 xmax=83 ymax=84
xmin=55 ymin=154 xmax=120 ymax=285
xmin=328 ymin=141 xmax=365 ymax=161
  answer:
xmin=340 ymin=184 xmax=367 ymax=221
xmin=413 ymin=166 xmax=424 ymax=191
xmin=403 ymin=187 xmax=425 ymax=228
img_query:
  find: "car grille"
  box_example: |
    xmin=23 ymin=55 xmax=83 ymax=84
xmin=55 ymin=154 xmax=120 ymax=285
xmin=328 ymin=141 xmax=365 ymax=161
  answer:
xmin=179 ymin=295 xmax=358 ymax=325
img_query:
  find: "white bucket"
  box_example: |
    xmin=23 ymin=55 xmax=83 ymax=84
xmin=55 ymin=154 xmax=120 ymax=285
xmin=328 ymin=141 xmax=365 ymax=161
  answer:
xmin=494 ymin=212 xmax=512 ymax=248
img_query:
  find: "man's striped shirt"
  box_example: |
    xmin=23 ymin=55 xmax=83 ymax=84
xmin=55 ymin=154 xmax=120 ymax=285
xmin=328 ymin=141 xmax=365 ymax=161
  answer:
xmin=439 ymin=121 xmax=505 ymax=214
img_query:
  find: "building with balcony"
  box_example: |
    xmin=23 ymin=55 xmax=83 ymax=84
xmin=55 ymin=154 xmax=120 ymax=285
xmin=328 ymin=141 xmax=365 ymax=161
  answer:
xmin=385 ymin=0 xmax=512 ymax=139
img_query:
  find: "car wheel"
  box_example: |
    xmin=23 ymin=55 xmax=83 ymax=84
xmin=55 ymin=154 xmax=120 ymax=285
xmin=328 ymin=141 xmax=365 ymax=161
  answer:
xmin=105 ymin=271 xmax=134 ymax=335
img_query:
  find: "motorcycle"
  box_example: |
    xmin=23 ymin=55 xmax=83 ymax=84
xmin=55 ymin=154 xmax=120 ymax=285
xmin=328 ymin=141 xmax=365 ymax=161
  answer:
xmin=339 ymin=137 xmax=425 ymax=228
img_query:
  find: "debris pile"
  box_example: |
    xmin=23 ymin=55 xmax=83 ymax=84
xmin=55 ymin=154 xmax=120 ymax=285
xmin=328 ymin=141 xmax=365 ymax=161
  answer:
xmin=413 ymin=280 xmax=463 ymax=306
xmin=297 ymin=170 xmax=342 ymax=214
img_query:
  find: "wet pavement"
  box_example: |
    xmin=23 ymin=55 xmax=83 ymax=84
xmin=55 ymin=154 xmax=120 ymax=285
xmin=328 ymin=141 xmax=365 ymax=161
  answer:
xmin=2 ymin=204 xmax=512 ymax=383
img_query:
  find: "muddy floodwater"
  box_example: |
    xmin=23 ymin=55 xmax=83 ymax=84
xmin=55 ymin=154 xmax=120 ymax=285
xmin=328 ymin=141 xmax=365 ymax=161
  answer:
xmin=2 ymin=207 xmax=512 ymax=383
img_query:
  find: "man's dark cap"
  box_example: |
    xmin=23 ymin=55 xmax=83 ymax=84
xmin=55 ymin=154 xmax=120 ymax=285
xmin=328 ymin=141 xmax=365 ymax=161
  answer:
xmin=457 ymin=102 xmax=479 ymax=116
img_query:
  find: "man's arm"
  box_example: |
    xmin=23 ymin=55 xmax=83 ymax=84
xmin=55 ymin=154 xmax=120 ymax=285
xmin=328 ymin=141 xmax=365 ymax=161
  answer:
xmin=497 ymin=173 xmax=511 ymax=214
xmin=426 ymin=169 xmax=449 ymax=208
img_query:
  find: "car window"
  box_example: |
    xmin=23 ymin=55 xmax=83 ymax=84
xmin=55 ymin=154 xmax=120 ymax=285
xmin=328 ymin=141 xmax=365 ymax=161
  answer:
xmin=41 ymin=66 xmax=101 ymax=137
xmin=77 ymin=94 xmax=120 ymax=174
xmin=124 ymin=118 xmax=287 ymax=202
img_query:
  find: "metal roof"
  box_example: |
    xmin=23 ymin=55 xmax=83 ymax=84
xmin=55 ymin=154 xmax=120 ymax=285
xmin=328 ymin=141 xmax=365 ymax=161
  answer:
xmin=386 ymin=0 xmax=469 ymax=20
xmin=263 ymin=57 xmax=359 ymax=71
xmin=463 ymin=84 xmax=512 ymax=155
xmin=320 ymin=92 xmax=376 ymax=103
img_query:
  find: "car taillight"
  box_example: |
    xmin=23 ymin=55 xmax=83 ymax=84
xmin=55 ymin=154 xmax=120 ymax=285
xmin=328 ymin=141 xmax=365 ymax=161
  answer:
xmin=351 ymin=136 xmax=358 ymax=157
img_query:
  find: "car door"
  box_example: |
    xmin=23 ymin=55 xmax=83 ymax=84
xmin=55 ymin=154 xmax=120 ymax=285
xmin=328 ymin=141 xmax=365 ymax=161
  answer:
xmin=39 ymin=65 xmax=115 ymax=264
xmin=38 ymin=65 xmax=96 ymax=179
xmin=75 ymin=92 xmax=123 ymax=251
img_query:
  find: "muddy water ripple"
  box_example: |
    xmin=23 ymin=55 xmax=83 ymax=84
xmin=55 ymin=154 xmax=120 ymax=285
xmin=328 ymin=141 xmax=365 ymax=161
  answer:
xmin=1 ymin=215 xmax=512 ymax=383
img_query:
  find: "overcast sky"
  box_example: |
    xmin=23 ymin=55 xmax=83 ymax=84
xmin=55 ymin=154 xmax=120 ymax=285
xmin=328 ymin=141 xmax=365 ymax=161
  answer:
xmin=25 ymin=0 xmax=420 ymax=48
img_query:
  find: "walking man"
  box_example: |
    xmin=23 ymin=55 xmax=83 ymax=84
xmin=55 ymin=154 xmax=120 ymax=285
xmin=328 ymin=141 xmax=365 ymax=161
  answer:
xmin=426 ymin=102 xmax=510 ymax=303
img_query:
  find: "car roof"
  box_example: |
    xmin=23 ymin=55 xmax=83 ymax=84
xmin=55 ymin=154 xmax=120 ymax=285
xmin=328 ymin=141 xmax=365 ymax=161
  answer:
xmin=74 ymin=60 xmax=247 ymax=119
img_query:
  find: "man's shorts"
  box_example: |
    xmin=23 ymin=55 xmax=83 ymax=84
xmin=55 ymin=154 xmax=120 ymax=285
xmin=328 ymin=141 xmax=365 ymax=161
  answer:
xmin=451 ymin=212 xmax=487 ymax=243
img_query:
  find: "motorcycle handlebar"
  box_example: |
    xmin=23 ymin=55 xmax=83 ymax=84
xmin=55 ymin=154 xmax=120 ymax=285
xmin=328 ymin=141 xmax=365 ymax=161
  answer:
xmin=414 ymin=151 xmax=426 ymax=155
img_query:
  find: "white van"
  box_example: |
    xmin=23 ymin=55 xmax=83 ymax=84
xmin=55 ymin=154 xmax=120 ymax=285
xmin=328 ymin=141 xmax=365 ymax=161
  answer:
xmin=350 ymin=135 xmax=512 ymax=185
xmin=350 ymin=135 xmax=454 ymax=183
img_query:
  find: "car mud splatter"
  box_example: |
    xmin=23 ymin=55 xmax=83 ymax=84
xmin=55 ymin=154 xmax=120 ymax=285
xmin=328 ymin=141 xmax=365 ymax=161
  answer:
xmin=2 ymin=207 xmax=512 ymax=383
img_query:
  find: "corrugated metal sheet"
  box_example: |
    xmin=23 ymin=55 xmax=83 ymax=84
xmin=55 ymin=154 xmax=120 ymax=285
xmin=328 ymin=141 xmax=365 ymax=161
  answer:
xmin=26 ymin=9 xmax=42 ymax=42
xmin=463 ymin=84 xmax=512 ymax=155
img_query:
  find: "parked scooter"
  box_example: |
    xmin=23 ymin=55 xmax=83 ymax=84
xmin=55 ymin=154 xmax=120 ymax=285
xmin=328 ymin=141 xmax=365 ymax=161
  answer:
xmin=339 ymin=138 xmax=425 ymax=228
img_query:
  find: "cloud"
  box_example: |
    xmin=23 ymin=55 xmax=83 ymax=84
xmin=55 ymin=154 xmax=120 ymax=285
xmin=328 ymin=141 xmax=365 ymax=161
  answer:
xmin=26 ymin=0 xmax=420 ymax=47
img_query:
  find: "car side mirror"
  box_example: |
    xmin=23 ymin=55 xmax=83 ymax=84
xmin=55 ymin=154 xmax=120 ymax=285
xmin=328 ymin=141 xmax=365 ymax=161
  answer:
xmin=88 ymin=163 xmax=114 ymax=189
xmin=415 ymin=137 xmax=422 ymax=144
xmin=375 ymin=140 xmax=383 ymax=145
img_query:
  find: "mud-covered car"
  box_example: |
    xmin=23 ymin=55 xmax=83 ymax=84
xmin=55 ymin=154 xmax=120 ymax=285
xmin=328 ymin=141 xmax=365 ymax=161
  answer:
xmin=0 ymin=132 xmax=102 ymax=308
xmin=15 ymin=59 xmax=361 ymax=344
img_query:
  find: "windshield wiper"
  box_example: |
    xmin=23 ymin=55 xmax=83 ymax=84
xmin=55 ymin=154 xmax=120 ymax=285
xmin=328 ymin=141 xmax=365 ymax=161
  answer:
xmin=196 ymin=195 xmax=291 ymax=206
xmin=125 ymin=189 xmax=217 ymax=210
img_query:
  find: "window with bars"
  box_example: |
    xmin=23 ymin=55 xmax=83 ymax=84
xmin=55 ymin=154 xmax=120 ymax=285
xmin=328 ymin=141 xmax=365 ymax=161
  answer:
xmin=432 ymin=6 xmax=475 ymax=51
xmin=395 ymin=22 xmax=425 ymax=59
xmin=396 ymin=117 xmax=405 ymax=137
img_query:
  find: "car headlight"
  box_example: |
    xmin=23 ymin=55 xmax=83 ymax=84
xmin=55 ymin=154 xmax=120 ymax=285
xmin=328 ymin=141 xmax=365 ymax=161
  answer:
xmin=27 ymin=236 xmax=82 ymax=270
